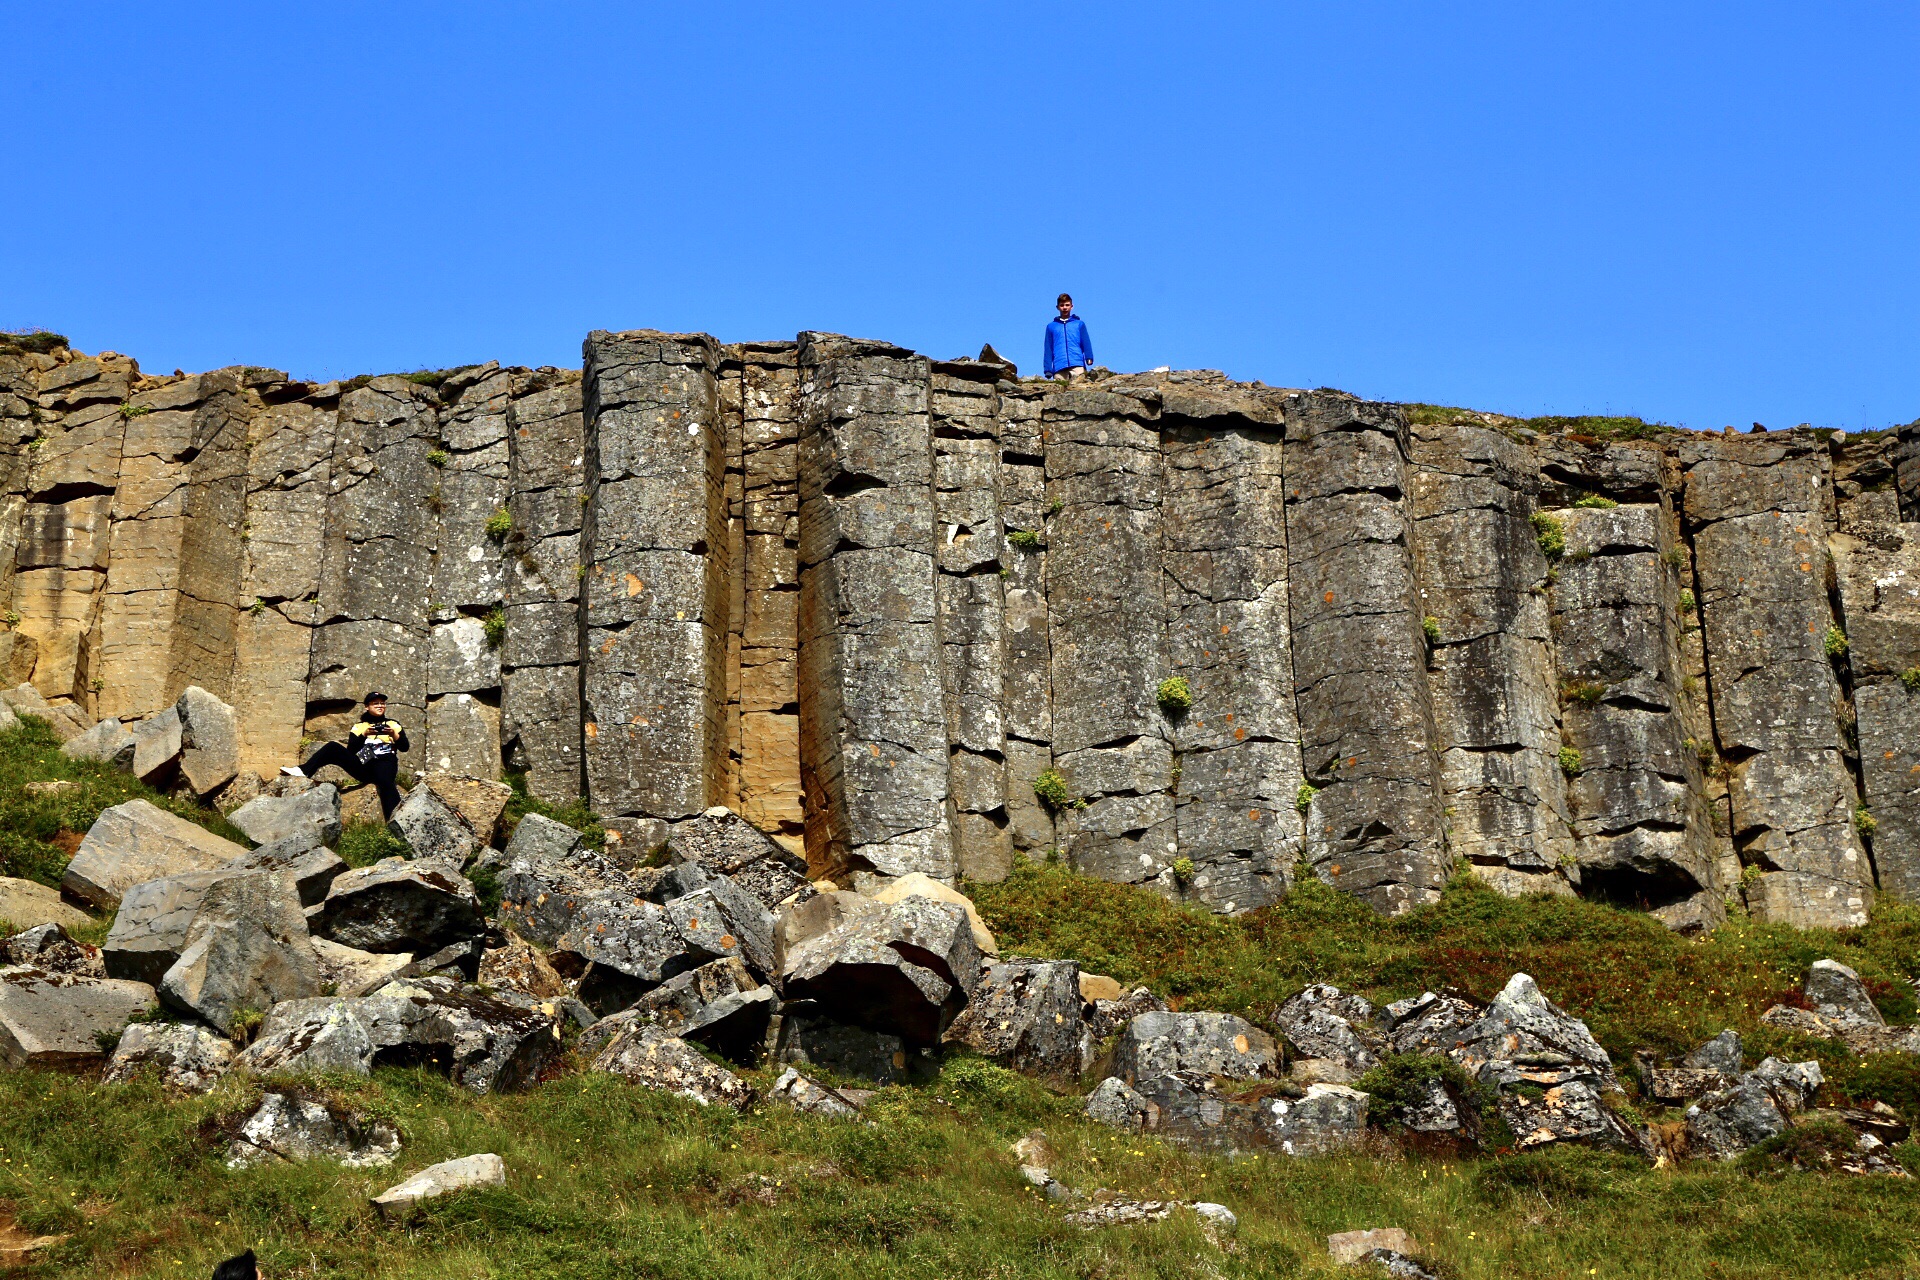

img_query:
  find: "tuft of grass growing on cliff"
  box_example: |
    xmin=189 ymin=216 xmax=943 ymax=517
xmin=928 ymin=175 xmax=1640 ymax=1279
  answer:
xmin=502 ymin=769 xmax=606 ymax=851
xmin=0 ymin=715 xmax=248 ymax=893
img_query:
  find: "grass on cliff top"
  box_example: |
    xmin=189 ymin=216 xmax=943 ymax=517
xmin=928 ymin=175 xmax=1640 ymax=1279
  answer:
xmin=0 ymin=717 xmax=246 ymax=906
xmin=1402 ymin=404 xmax=1675 ymax=442
xmin=968 ymin=860 xmax=1920 ymax=1113
xmin=4 ymin=1055 xmax=1920 ymax=1280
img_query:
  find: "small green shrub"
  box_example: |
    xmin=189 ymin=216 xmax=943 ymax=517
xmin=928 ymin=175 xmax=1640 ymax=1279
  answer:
xmin=1295 ymin=782 xmax=1319 ymax=813
xmin=468 ymin=862 xmax=503 ymax=915
xmin=1170 ymin=856 xmax=1195 ymax=883
xmin=426 ymin=448 xmax=450 ymax=468
xmin=1558 ymin=746 xmax=1583 ymax=776
xmin=1571 ymin=493 xmax=1618 ymax=509
xmin=502 ymin=769 xmax=606 ymax=850
xmin=1736 ymin=1119 xmax=1861 ymax=1174
xmin=403 ymin=369 xmax=448 ymax=387
xmin=1156 ymin=675 xmax=1193 ymax=712
xmin=336 ymin=817 xmax=409 ymax=867
xmin=1032 ymin=769 xmax=1080 ymax=811
xmin=1047 ymin=498 xmax=1063 ymax=515
xmin=0 ymin=330 xmax=69 ymax=355
xmin=1903 ymin=667 xmax=1920 ymax=692
xmin=1007 ymin=529 xmax=1040 ymax=550
xmin=1355 ymin=1053 xmax=1509 ymax=1144
xmin=117 ymin=402 xmax=152 ymax=420
xmin=1856 ymin=807 xmax=1877 ymax=838
xmin=1531 ymin=511 xmax=1565 ymax=560
xmin=1562 ymin=680 xmax=1606 ymax=707
xmin=1662 ymin=546 xmax=1687 ymax=570
xmin=1824 ymin=626 xmax=1849 ymax=658
xmin=483 ymin=606 xmax=507 ymax=651
xmin=1678 ymin=589 xmax=1696 ymax=615
xmin=1422 ymin=615 xmax=1442 ymax=645
xmin=485 ymin=508 xmax=513 ymax=542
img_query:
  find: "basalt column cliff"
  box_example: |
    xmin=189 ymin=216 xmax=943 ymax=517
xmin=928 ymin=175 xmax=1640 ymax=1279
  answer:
xmin=4 ymin=328 xmax=1916 ymax=933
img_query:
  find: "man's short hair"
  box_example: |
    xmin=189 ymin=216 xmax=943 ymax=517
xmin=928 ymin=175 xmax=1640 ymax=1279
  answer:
xmin=212 ymin=1250 xmax=258 ymax=1280
xmin=364 ymin=691 xmax=388 ymax=704
xmin=1056 ymin=293 xmax=1072 ymax=305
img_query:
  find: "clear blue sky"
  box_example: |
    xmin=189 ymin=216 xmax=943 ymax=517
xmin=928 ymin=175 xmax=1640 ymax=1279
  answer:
xmin=8 ymin=3 xmax=1916 ymax=430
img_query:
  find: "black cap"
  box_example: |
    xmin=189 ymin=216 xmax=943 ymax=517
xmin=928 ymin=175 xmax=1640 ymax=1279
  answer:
xmin=212 ymin=1250 xmax=258 ymax=1280
xmin=365 ymin=691 xmax=388 ymax=704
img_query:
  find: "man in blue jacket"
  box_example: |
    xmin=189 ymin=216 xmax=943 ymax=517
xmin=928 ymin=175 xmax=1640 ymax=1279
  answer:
xmin=1043 ymin=293 xmax=1093 ymax=380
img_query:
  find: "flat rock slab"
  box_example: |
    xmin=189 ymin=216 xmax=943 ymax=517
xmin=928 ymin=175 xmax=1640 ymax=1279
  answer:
xmin=103 ymin=1021 xmax=235 ymax=1092
xmin=227 ymin=1092 xmax=400 ymax=1169
xmin=372 ymin=1153 xmax=505 ymax=1219
xmin=421 ymin=774 xmax=513 ymax=846
xmin=0 ymin=969 xmax=156 ymax=1069
xmin=63 ymin=799 xmax=246 ymax=910
xmin=1109 ymin=1010 xmax=1279 ymax=1085
xmin=158 ymin=869 xmax=321 ymax=1033
xmin=228 ymin=785 xmax=342 ymax=850
xmin=103 ymin=869 xmax=227 ymax=986
xmin=770 ymin=1066 xmax=864 ymax=1117
xmin=174 ymin=686 xmax=239 ymax=798
xmin=60 ymin=718 xmax=135 ymax=769
xmin=311 ymin=857 xmax=483 ymax=954
xmin=311 ymin=938 xmax=414 ymax=998
xmin=232 ymin=838 xmax=347 ymax=907
xmin=130 ymin=708 xmax=182 ymax=782
xmin=1329 ymin=1229 xmax=1419 ymax=1266
xmin=0 ymin=877 xmax=91 ymax=932
xmin=387 ymin=786 xmax=482 ymax=866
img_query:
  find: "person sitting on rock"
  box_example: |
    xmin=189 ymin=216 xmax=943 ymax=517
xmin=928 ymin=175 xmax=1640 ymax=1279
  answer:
xmin=280 ymin=690 xmax=409 ymax=818
xmin=211 ymin=1250 xmax=258 ymax=1280
xmin=1043 ymin=292 xmax=1094 ymax=381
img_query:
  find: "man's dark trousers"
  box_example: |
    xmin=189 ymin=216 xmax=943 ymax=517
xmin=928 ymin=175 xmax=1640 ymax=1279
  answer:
xmin=301 ymin=742 xmax=403 ymax=818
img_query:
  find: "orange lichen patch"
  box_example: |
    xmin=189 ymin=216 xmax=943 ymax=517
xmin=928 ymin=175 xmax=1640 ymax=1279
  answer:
xmin=626 ymin=574 xmax=646 ymax=596
xmin=1324 ymin=591 xmax=1335 ymax=603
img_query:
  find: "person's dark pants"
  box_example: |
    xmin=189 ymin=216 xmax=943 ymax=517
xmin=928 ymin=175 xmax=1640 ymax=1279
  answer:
xmin=301 ymin=742 xmax=403 ymax=819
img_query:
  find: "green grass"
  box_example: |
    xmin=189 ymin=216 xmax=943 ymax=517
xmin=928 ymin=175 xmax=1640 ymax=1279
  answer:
xmin=0 ymin=717 xmax=248 ymax=895
xmin=501 ymin=770 xmax=606 ymax=852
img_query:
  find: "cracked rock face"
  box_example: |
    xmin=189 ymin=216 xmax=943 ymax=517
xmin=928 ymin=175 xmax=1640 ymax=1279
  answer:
xmin=227 ymin=1092 xmax=401 ymax=1169
xmin=311 ymin=858 xmax=484 ymax=955
xmin=104 ymin=1021 xmax=235 ymax=1092
xmin=591 ymin=1026 xmax=755 ymax=1109
xmin=781 ymin=895 xmax=983 ymax=1048
xmin=943 ymin=958 xmax=1091 ymax=1078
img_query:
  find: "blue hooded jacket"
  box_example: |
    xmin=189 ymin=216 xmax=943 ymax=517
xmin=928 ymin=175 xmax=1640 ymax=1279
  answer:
xmin=1043 ymin=314 xmax=1093 ymax=376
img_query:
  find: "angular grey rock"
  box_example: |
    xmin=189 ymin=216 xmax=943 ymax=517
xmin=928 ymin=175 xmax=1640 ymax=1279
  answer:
xmin=232 ymin=837 xmax=347 ymax=907
xmin=1450 ymin=973 xmax=1615 ymax=1088
xmin=0 ymin=923 xmax=100 ymax=975
xmin=1 ymin=683 xmax=88 ymax=742
xmin=770 ymin=1065 xmax=863 ymax=1117
xmin=1382 ymin=991 xmax=1485 ymax=1057
xmin=1259 ymin=1082 xmax=1371 ymax=1155
xmin=227 ymin=1092 xmax=401 ymax=1169
xmin=1084 ymin=1076 xmax=1159 ymax=1132
xmin=158 ymin=869 xmax=321 ymax=1033
xmin=679 ymin=987 xmax=776 ymax=1064
xmin=943 ymin=958 xmax=1092 ymax=1077
xmin=1804 ymin=958 xmax=1884 ymax=1026
xmin=103 ymin=869 xmax=227 ymax=986
xmin=476 ymin=933 xmax=570 ymax=1001
xmin=1643 ymin=1066 xmax=1737 ymax=1107
xmin=775 ymin=1008 xmax=907 ymax=1083
xmin=236 ymin=976 xmax=559 ymax=1092
xmin=0 ymin=969 xmax=156 ymax=1069
xmin=620 ymin=955 xmax=758 ymax=1033
xmin=61 ymin=717 xmax=135 ymax=769
xmin=130 ymin=707 xmax=182 ymax=782
xmin=1089 ymin=986 xmax=1170 ymax=1043
xmin=666 ymin=808 xmax=813 ymax=911
xmin=1684 ymin=1029 xmax=1745 ymax=1073
xmin=228 ymin=784 xmax=342 ymax=850
xmin=664 ymin=880 xmax=777 ymax=980
xmin=591 ymin=1025 xmax=755 ymax=1109
xmin=174 ymin=685 xmax=240 ymax=798
xmin=1108 ymin=1010 xmax=1278 ymax=1086
xmin=103 ymin=1021 xmax=236 ymax=1092
xmin=781 ymin=896 xmax=983 ymax=1047
xmin=310 ymin=937 xmax=413 ymax=998
xmin=372 ymin=1153 xmax=506 ymax=1219
xmin=311 ymin=857 xmax=483 ymax=954
xmin=0 ymin=876 xmax=92 ymax=932
xmin=386 ymin=785 xmax=482 ymax=866
xmin=1064 ymin=1199 xmax=1179 ymax=1229
xmin=1272 ymin=984 xmax=1383 ymax=1077
xmin=1747 ymin=1055 xmax=1824 ymax=1108
xmin=1685 ymin=1079 xmax=1792 ymax=1159
xmin=63 ymin=799 xmax=246 ymax=910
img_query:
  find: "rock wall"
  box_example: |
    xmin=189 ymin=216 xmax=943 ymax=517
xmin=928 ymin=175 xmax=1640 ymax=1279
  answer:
xmin=2 ymin=332 xmax=1914 ymax=932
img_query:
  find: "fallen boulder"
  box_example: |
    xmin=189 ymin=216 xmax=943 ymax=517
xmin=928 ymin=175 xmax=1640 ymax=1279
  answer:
xmin=944 ymin=958 xmax=1091 ymax=1077
xmin=311 ymin=938 xmax=413 ymax=998
xmin=387 ymin=786 xmax=482 ymax=866
xmin=104 ymin=1021 xmax=236 ymax=1092
xmin=680 ymin=987 xmax=776 ymax=1064
xmin=870 ymin=872 xmax=997 ymax=956
xmin=0 ymin=877 xmax=92 ymax=933
xmin=770 ymin=1066 xmax=864 ymax=1118
xmin=2 ymin=683 xmax=89 ymax=741
xmin=232 ymin=837 xmax=347 ymax=906
xmin=664 ymin=880 xmax=776 ymax=980
xmin=1684 ymin=1056 xmax=1825 ymax=1159
xmin=62 ymin=799 xmax=246 ymax=910
xmin=372 ymin=1153 xmax=505 ymax=1220
xmin=310 ymin=857 xmax=483 ymax=954
xmin=478 ymin=934 xmax=570 ymax=1001
xmin=158 ymin=869 xmax=321 ymax=1033
xmin=228 ymin=784 xmax=342 ymax=850
xmin=1084 ymin=1076 xmax=1160 ymax=1132
xmin=591 ymin=1025 xmax=755 ymax=1109
xmin=1380 ymin=991 xmax=1484 ymax=1056
xmin=227 ymin=1092 xmax=401 ymax=1169
xmin=665 ymin=806 xmax=815 ymax=911
xmin=1 ymin=924 xmax=101 ymax=977
xmin=420 ymin=774 xmax=513 ymax=846
xmin=130 ymin=707 xmax=182 ymax=782
xmin=1805 ymin=959 xmax=1884 ymax=1026
xmin=776 ymin=1006 xmax=909 ymax=1083
xmin=174 ymin=686 xmax=239 ymax=798
xmin=781 ymin=896 xmax=984 ymax=1047
xmin=0 ymin=969 xmax=156 ymax=1069
xmin=1272 ymin=984 xmax=1384 ymax=1081
xmin=1108 ymin=1011 xmax=1278 ymax=1086
xmin=1088 ymin=985 xmax=1169 ymax=1042
xmin=236 ymin=976 xmax=560 ymax=1092
xmin=103 ymin=869 xmax=228 ymax=985
xmin=60 ymin=717 xmax=135 ymax=769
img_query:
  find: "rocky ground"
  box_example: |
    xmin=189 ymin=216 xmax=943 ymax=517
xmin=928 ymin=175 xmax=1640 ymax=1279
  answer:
xmin=2 ymin=700 xmax=1919 ymax=1277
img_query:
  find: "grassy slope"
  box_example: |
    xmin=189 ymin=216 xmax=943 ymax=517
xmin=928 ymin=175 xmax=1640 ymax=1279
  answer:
xmin=3 ymin=723 xmax=1920 ymax=1277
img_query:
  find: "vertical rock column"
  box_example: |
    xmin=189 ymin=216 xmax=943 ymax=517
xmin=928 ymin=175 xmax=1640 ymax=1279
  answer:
xmin=502 ymin=370 xmax=586 ymax=802
xmin=997 ymin=384 xmax=1056 ymax=856
xmin=716 ymin=351 xmax=748 ymax=810
xmin=1830 ymin=435 xmax=1920 ymax=901
xmin=580 ymin=331 xmax=729 ymax=845
xmin=1283 ymin=391 xmax=1447 ymax=914
xmin=795 ymin=333 xmax=950 ymax=882
xmin=1160 ymin=392 xmax=1304 ymax=914
xmin=0 ymin=348 xmax=40 ymax=645
xmin=931 ymin=361 xmax=1011 ymax=882
xmin=737 ymin=344 xmax=805 ymax=854
xmin=1409 ymin=420 xmax=1572 ymax=897
xmin=162 ymin=371 xmax=254 ymax=705
xmin=1043 ymin=384 xmax=1176 ymax=888
xmin=231 ymin=388 xmax=339 ymax=777
xmin=421 ymin=363 xmax=513 ymax=778
xmin=1680 ymin=433 xmax=1872 ymax=928
xmin=307 ymin=379 xmax=441 ymax=760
